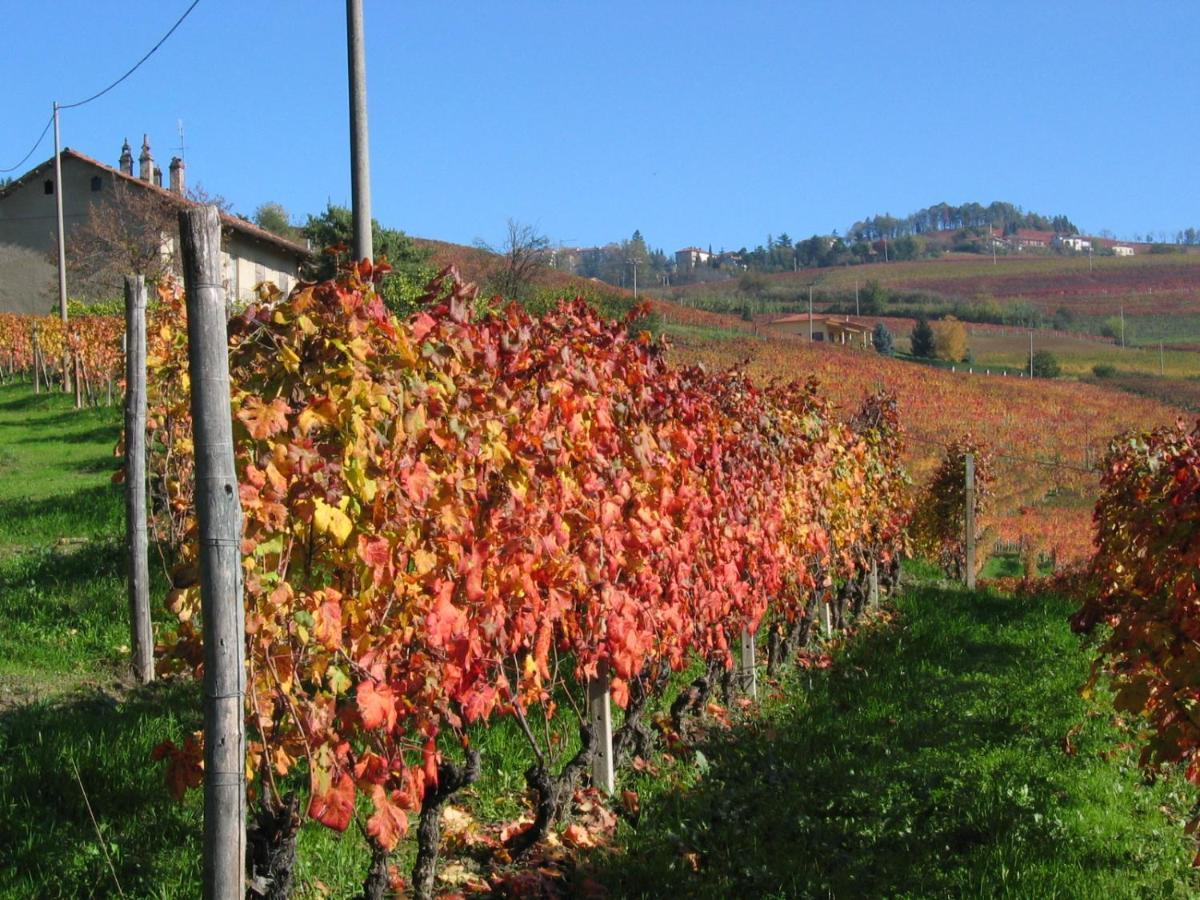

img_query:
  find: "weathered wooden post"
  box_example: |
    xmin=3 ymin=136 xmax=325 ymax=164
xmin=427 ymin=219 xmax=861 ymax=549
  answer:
xmin=587 ymin=660 xmax=614 ymax=795
xmin=965 ymin=452 xmax=976 ymax=590
xmin=32 ymin=324 xmax=40 ymax=394
xmin=124 ymin=275 xmax=153 ymax=684
xmin=820 ymin=593 xmax=833 ymax=636
xmin=869 ymin=559 xmax=880 ymax=607
xmin=739 ymin=627 xmax=757 ymax=699
xmin=180 ymin=205 xmax=246 ymax=899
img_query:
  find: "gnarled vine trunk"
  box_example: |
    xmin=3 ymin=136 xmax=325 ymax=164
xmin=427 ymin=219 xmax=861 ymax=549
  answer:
xmin=411 ymin=748 xmax=482 ymax=900
xmin=506 ymin=724 xmax=595 ymax=857
xmin=246 ymin=793 xmax=300 ymax=899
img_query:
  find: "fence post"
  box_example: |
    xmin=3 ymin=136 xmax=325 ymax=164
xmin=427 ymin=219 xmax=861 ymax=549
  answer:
xmin=820 ymin=593 xmax=834 ymax=636
xmin=124 ymin=275 xmax=153 ymax=684
xmin=587 ymin=659 xmax=614 ymax=795
xmin=180 ymin=205 xmax=246 ymax=900
xmin=965 ymin=453 xmax=976 ymax=590
xmin=739 ymin=628 xmax=757 ymax=699
xmin=32 ymin=324 xmax=40 ymax=394
xmin=869 ymin=559 xmax=880 ymax=607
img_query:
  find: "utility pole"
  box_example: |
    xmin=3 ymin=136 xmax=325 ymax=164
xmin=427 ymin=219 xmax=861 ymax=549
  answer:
xmin=1120 ymin=304 xmax=1125 ymax=348
xmin=808 ymin=285 xmax=814 ymax=341
xmin=346 ymin=0 xmax=373 ymax=261
xmin=1029 ymin=330 xmax=1034 ymax=377
xmin=629 ymin=259 xmax=638 ymax=298
xmin=1160 ymin=341 xmax=1165 ymax=376
xmin=52 ymin=102 xmax=68 ymax=323
xmin=855 ymin=279 xmax=859 ymax=316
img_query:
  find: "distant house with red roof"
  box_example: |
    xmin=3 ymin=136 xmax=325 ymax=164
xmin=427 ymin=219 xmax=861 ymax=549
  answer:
xmin=0 ymin=137 xmax=310 ymax=314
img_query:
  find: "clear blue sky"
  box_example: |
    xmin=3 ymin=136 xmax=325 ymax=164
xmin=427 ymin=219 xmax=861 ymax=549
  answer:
xmin=3 ymin=1 xmax=1197 ymax=253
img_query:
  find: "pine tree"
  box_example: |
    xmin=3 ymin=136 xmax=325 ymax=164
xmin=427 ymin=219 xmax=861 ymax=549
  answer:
xmin=910 ymin=316 xmax=935 ymax=358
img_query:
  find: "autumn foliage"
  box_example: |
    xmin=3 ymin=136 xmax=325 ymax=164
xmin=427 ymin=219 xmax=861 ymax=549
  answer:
xmin=1073 ymin=420 xmax=1200 ymax=849
xmin=135 ymin=265 xmax=909 ymax=887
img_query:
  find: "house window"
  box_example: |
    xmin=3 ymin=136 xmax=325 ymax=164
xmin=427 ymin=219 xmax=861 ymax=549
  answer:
xmin=90 ymin=176 xmax=102 ymax=192
xmin=813 ymin=333 xmax=825 ymax=342
xmin=43 ymin=180 xmax=54 ymax=195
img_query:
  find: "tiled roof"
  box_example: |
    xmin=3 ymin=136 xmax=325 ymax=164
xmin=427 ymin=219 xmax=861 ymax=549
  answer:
xmin=0 ymin=149 xmax=311 ymax=260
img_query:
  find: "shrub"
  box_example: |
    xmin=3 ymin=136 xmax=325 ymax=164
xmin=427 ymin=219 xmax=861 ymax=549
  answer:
xmin=1031 ymin=350 xmax=1061 ymax=378
xmin=1092 ymin=364 xmax=1117 ymax=378
xmin=932 ymin=316 xmax=968 ymax=361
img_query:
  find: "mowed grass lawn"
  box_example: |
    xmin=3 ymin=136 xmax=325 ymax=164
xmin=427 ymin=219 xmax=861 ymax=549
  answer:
xmin=1 ymin=380 xmax=1198 ymax=897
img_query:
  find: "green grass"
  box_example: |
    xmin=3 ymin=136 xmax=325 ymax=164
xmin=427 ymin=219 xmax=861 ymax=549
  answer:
xmin=0 ymin=382 xmax=136 ymax=700
xmin=584 ymin=583 xmax=1200 ymax=898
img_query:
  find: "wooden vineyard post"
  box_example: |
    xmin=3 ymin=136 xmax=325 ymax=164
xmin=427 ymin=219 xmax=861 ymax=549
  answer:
xmin=820 ymin=593 xmax=833 ymax=637
xmin=180 ymin=206 xmax=246 ymax=900
xmin=869 ymin=559 xmax=880 ymax=608
xmin=32 ymin=324 xmax=40 ymax=394
xmin=124 ymin=275 xmax=153 ymax=684
xmin=587 ymin=660 xmax=615 ymax=795
xmin=965 ymin=452 xmax=976 ymax=590
xmin=739 ymin=628 xmax=757 ymax=699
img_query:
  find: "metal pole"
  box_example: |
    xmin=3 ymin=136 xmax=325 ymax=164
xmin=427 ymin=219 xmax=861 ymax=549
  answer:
xmin=53 ymin=102 xmax=68 ymax=323
xmin=346 ymin=0 xmax=373 ymax=261
xmin=965 ymin=453 xmax=976 ymax=590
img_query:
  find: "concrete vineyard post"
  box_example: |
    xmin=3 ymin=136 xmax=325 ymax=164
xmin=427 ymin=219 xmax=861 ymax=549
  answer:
xmin=587 ymin=660 xmax=615 ymax=795
xmin=869 ymin=559 xmax=880 ymax=607
xmin=740 ymin=628 xmax=757 ymax=699
xmin=180 ymin=205 xmax=246 ymax=900
xmin=124 ymin=275 xmax=153 ymax=684
xmin=965 ymin=452 xmax=976 ymax=590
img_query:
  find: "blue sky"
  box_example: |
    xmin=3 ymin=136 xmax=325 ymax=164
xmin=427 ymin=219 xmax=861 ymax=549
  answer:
xmin=2 ymin=1 xmax=1197 ymax=253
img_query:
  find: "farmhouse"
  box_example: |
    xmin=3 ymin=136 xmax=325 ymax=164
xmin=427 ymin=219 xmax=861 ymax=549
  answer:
xmin=674 ymin=246 xmax=711 ymax=270
xmin=764 ymin=314 xmax=875 ymax=348
xmin=0 ymin=137 xmax=310 ymax=314
xmin=1053 ymin=235 xmax=1092 ymax=252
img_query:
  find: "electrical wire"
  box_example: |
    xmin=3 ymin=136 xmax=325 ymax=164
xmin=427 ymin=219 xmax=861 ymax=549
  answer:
xmin=0 ymin=113 xmax=54 ymax=173
xmin=60 ymin=0 xmax=202 ymax=110
xmin=1 ymin=1 xmax=200 ymax=176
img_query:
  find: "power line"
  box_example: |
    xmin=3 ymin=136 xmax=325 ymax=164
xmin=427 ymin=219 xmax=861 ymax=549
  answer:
xmin=0 ymin=113 xmax=54 ymax=173
xmin=60 ymin=0 xmax=202 ymax=110
xmin=1 ymin=0 xmax=200 ymax=175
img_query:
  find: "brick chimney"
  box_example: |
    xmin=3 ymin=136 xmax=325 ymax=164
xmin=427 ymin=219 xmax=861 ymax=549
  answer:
xmin=169 ymin=156 xmax=185 ymax=195
xmin=138 ymin=135 xmax=153 ymax=182
xmin=119 ymin=139 xmax=133 ymax=175
xmin=154 ymin=165 xmax=163 ymax=187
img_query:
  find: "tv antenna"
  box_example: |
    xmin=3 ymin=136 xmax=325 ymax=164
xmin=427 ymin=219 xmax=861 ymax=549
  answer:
xmin=175 ymin=118 xmax=186 ymax=162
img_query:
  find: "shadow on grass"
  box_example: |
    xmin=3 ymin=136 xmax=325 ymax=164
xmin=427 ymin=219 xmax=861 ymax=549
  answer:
xmin=13 ymin=424 xmax=121 ymax=447
xmin=0 ymin=483 xmax=122 ymax=544
xmin=585 ymin=587 xmax=1191 ymax=898
xmin=0 ymin=679 xmax=203 ymax=897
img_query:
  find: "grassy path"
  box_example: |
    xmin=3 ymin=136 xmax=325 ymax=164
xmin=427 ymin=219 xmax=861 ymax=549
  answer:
xmin=590 ymin=583 xmax=1199 ymax=898
xmin=0 ymin=383 xmax=133 ymax=704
